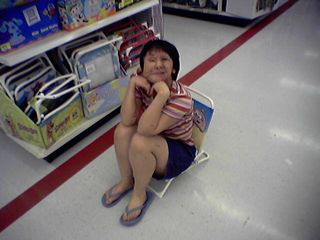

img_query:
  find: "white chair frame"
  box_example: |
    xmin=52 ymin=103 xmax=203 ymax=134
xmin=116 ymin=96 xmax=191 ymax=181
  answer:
xmin=148 ymin=86 xmax=214 ymax=198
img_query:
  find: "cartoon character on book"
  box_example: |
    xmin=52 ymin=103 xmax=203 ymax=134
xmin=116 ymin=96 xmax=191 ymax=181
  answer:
xmin=43 ymin=3 xmax=56 ymax=19
xmin=194 ymin=108 xmax=206 ymax=132
xmin=104 ymin=0 xmax=115 ymax=10
xmin=4 ymin=114 xmax=19 ymax=137
xmin=0 ymin=18 xmax=26 ymax=47
xmin=193 ymin=108 xmax=207 ymax=148
xmin=70 ymin=1 xmax=88 ymax=23
xmin=57 ymin=2 xmax=68 ymax=26
xmin=46 ymin=121 xmax=56 ymax=146
xmin=87 ymin=92 xmax=100 ymax=114
xmin=86 ymin=0 xmax=100 ymax=17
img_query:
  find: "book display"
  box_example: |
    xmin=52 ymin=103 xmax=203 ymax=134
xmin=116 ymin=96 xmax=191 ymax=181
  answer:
xmin=0 ymin=0 xmax=163 ymax=160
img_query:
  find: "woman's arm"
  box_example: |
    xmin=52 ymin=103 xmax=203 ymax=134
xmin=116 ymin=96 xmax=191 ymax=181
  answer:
xmin=120 ymin=75 xmax=150 ymax=126
xmin=137 ymin=81 xmax=178 ymax=136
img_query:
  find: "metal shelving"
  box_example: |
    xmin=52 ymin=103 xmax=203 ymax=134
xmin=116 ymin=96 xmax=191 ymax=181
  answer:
xmin=0 ymin=0 xmax=159 ymax=66
xmin=0 ymin=0 xmax=162 ymax=159
xmin=4 ymin=106 xmax=119 ymax=159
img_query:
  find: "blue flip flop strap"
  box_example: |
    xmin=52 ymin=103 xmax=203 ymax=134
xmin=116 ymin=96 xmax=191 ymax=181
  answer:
xmin=124 ymin=200 xmax=146 ymax=216
xmin=106 ymin=185 xmax=124 ymax=199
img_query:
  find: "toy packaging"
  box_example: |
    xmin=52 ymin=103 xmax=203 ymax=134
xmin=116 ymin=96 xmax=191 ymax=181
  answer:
xmin=0 ymin=0 xmax=61 ymax=54
xmin=74 ymin=38 xmax=122 ymax=91
xmin=0 ymin=52 xmax=90 ymax=149
xmin=57 ymin=32 xmax=128 ymax=119
xmin=24 ymin=74 xmax=89 ymax=124
xmin=0 ymin=54 xmax=56 ymax=111
xmin=0 ymin=87 xmax=84 ymax=149
xmin=58 ymin=32 xmax=122 ymax=90
xmin=81 ymin=75 xmax=128 ymax=118
xmin=57 ymin=31 xmax=107 ymax=73
xmin=57 ymin=0 xmax=116 ymax=31
xmin=0 ymin=73 xmax=87 ymax=149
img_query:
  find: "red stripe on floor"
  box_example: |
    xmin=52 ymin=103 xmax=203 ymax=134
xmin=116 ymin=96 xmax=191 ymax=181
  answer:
xmin=0 ymin=127 xmax=115 ymax=232
xmin=0 ymin=0 xmax=298 ymax=233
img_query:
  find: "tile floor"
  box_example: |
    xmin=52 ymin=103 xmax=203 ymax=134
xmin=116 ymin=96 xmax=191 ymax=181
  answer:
xmin=0 ymin=0 xmax=319 ymax=239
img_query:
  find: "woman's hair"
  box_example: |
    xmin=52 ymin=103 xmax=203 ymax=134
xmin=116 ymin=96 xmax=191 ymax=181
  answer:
xmin=139 ymin=39 xmax=180 ymax=80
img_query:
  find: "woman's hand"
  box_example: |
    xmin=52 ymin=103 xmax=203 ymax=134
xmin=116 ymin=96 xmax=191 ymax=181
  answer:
xmin=151 ymin=81 xmax=170 ymax=99
xmin=130 ymin=75 xmax=151 ymax=95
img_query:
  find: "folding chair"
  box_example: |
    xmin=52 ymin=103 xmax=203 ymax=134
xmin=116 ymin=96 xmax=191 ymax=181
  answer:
xmin=148 ymin=86 xmax=215 ymax=198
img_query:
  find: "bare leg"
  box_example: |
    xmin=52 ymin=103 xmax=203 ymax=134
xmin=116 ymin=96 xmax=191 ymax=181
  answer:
xmin=105 ymin=122 xmax=136 ymax=204
xmin=122 ymin=132 xmax=169 ymax=221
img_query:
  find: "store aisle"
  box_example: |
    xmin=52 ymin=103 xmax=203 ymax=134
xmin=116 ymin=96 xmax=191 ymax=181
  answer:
xmin=1 ymin=0 xmax=320 ymax=239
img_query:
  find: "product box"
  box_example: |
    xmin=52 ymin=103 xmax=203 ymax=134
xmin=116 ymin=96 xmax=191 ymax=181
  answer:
xmin=0 ymin=0 xmax=61 ymax=53
xmin=0 ymin=88 xmax=84 ymax=149
xmin=226 ymin=0 xmax=280 ymax=19
xmin=81 ymin=75 xmax=128 ymax=118
xmin=115 ymin=0 xmax=133 ymax=11
xmin=57 ymin=0 xmax=116 ymax=31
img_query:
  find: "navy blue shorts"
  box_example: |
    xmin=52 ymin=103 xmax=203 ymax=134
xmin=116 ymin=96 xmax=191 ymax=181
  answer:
xmin=154 ymin=138 xmax=196 ymax=180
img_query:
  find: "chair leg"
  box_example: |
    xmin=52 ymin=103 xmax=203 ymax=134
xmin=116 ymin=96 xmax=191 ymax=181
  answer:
xmin=148 ymin=178 xmax=174 ymax=198
xmin=194 ymin=150 xmax=210 ymax=165
xmin=148 ymin=150 xmax=210 ymax=198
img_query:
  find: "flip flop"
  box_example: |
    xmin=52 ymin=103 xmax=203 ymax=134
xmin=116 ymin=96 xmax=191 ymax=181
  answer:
xmin=101 ymin=185 xmax=132 ymax=208
xmin=120 ymin=191 xmax=155 ymax=226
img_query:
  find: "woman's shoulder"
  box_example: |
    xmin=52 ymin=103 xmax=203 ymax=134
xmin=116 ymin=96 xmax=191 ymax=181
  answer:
xmin=167 ymin=82 xmax=193 ymax=111
xmin=171 ymin=81 xmax=192 ymax=98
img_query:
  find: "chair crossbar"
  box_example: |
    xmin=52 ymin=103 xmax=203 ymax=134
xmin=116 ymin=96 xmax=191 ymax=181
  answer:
xmin=147 ymin=150 xmax=210 ymax=198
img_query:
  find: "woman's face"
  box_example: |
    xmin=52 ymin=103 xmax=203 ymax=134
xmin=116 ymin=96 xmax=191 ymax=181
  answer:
xmin=142 ymin=48 xmax=174 ymax=85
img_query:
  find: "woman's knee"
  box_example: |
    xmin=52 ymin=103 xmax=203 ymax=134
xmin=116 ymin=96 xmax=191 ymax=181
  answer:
xmin=129 ymin=133 xmax=149 ymax=154
xmin=129 ymin=134 xmax=157 ymax=171
xmin=114 ymin=122 xmax=136 ymax=141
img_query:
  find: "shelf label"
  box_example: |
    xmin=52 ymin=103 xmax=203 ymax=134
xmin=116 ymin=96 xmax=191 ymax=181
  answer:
xmin=23 ymin=5 xmax=41 ymax=26
xmin=0 ymin=43 xmax=12 ymax=52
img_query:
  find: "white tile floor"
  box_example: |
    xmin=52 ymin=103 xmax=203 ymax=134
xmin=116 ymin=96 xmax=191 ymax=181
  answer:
xmin=1 ymin=0 xmax=320 ymax=239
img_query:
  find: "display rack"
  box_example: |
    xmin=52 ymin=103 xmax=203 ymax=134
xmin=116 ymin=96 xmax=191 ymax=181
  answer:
xmin=5 ymin=106 xmax=119 ymax=159
xmin=163 ymin=2 xmax=229 ymax=16
xmin=0 ymin=0 xmax=161 ymax=66
xmin=163 ymin=0 xmax=285 ymax=27
xmin=0 ymin=0 xmax=163 ymax=160
xmin=162 ymin=2 xmax=252 ymax=26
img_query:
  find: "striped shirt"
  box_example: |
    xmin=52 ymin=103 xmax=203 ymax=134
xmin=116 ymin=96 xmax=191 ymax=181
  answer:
xmin=136 ymin=81 xmax=194 ymax=146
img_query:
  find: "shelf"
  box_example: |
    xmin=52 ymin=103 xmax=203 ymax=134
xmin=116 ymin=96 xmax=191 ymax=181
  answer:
xmin=163 ymin=2 xmax=233 ymax=16
xmin=5 ymin=106 xmax=120 ymax=159
xmin=0 ymin=0 xmax=158 ymax=66
xmin=0 ymin=0 xmax=162 ymax=161
xmin=162 ymin=2 xmax=256 ymax=27
xmin=163 ymin=1 xmax=285 ymax=25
